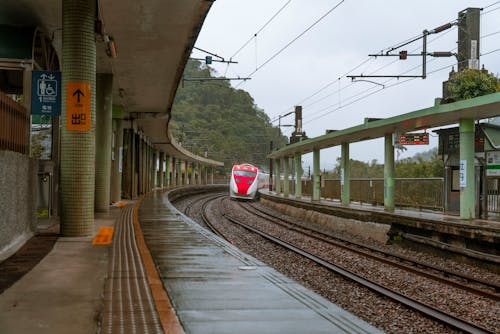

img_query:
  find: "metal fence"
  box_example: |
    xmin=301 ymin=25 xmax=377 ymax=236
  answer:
xmin=487 ymin=178 xmax=500 ymax=214
xmin=0 ymin=92 xmax=29 ymax=154
xmin=300 ymin=177 xmax=444 ymax=211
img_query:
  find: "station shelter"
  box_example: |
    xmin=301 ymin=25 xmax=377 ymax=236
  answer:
xmin=435 ymin=123 xmax=500 ymax=217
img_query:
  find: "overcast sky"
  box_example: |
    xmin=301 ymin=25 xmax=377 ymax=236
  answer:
xmin=192 ymin=0 xmax=500 ymax=170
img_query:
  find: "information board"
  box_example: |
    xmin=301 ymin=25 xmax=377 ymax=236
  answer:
xmin=486 ymin=151 xmax=500 ymax=176
xmin=66 ymin=82 xmax=91 ymax=131
xmin=31 ymin=70 xmax=61 ymax=115
xmin=398 ymin=133 xmax=429 ymax=145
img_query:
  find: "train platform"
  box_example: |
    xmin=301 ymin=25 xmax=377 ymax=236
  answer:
xmin=0 ymin=190 xmax=383 ymax=334
xmin=259 ymin=190 xmax=500 ymax=268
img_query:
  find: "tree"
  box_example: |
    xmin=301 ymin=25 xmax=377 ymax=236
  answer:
xmin=171 ymin=60 xmax=288 ymax=173
xmin=447 ymin=68 xmax=500 ymax=102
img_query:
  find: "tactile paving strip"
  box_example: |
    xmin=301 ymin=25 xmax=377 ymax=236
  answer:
xmin=101 ymin=205 xmax=163 ymax=334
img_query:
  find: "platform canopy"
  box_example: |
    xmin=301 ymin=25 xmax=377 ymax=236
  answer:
xmin=1 ymin=0 xmax=222 ymax=166
xmin=269 ymin=92 xmax=500 ymax=159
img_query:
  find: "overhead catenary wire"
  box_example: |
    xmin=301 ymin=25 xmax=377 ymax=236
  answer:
xmin=235 ymin=0 xmax=345 ymax=88
xmin=273 ymin=22 xmax=460 ymax=123
xmin=230 ymin=0 xmax=292 ymax=60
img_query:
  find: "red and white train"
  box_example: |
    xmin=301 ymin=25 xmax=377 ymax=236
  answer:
xmin=229 ymin=163 xmax=269 ymax=200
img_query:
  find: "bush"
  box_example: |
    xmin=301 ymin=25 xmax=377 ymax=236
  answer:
xmin=447 ymin=69 xmax=499 ymax=101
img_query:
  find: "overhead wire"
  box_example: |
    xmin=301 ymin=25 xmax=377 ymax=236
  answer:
xmin=274 ymin=21 xmax=459 ymax=123
xmin=235 ymin=0 xmax=345 ymax=88
xmin=230 ymin=0 xmax=292 ymax=60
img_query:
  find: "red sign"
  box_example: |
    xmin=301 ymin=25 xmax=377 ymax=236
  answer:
xmin=398 ymin=133 xmax=429 ymax=145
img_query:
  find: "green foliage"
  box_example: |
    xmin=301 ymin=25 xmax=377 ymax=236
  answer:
xmin=171 ymin=60 xmax=288 ymax=173
xmin=395 ymin=148 xmax=443 ymax=178
xmin=447 ymin=69 xmax=500 ymax=102
xmin=328 ymin=148 xmax=443 ymax=178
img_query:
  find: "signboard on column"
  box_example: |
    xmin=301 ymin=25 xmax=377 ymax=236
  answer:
xmin=486 ymin=151 xmax=500 ymax=176
xmin=66 ymin=82 xmax=91 ymax=131
xmin=31 ymin=70 xmax=61 ymax=115
xmin=459 ymin=160 xmax=467 ymax=188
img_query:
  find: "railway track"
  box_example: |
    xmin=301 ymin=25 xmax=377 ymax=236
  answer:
xmin=220 ymin=210 xmax=496 ymax=334
xmin=239 ymin=202 xmax=500 ymax=300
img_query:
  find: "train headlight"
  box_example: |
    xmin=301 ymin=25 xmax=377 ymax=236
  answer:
xmin=246 ymin=180 xmax=253 ymax=185
xmin=235 ymin=178 xmax=241 ymax=183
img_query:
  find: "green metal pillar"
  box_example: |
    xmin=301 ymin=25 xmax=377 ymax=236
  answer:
xmin=294 ymin=153 xmax=302 ymax=198
xmin=384 ymin=134 xmax=395 ymax=212
xmin=341 ymin=142 xmax=350 ymax=206
xmin=283 ymin=157 xmax=289 ymax=198
xmin=210 ymin=167 xmax=214 ymax=184
xmin=274 ymin=159 xmax=281 ymax=194
xmin=460 ymin=119 xmax=475 ymax=219
xmin=95 ymin=73 xmax=113 ymax=212
xmin=60 ymin=0 xmax=96 ymax=236
xmin=312 ymin=148 xmax=321 ymax=201
xmin=110 ymin=117 xmax=123 ymax=203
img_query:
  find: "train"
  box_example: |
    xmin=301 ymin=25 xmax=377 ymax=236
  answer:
xmin=229 ymin=163 xmax=269 ymax=200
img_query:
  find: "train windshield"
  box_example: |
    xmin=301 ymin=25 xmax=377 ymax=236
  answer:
xmin=233 ymin=170 xmax=256 ymax=177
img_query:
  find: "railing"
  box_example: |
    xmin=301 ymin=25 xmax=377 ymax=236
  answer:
xmin=299 ymin=177 xmax=444 ymax=211
xmin=487 ymin=178 xmax=500 ymax=214
xmin=0 ymin=91 xmax=29 ymax=154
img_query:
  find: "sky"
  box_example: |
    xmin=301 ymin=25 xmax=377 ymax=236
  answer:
xmin=192 ymin=0 xmax=500 ymax=170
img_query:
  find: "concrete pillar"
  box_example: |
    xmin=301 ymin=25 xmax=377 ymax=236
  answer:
xmin=158 ymin=151 xmax=164 ymax=188
xmin=151 ymin=150 xmax=157 ymax=189
xmin=190 ymin=162 xmax=196 ymax=185
xmin=172 ymin=157 xmax=177 ymax=186
xmin=274 ymin=159 xmax=281 ymax=194
xmin=132 ymin=132 xmax=138 ymax=198
xmin=177 ymin=160 xmax=182 ymax=186
xmin=110 ymin=118 xmax=123 ymax=203
xmin=294 ymin=153 xmax=302 ymax=198
xmin=384 ymin=134 xmax=395 ymax=212
xmin=312 ymin=148 xmax=320 ymax=201
xmin=210 ymin=167 xmax=214 ymax=185
xmin=204 ymin=165 xmax=208 ymax=185
xmin=197 ymin=163 xmax=202 ymax=185
xmin=95 ymin=73 xmax=113 ymax=212
xmin=60 ymin=0 xmax=96 ymax=236
xmin=341 ymin=142 xmax=350 ymax=206
xmin=283 ymin=157 xmax=289 ymax=198
xmin=165 ymin=155 xmax=170 ymax=187
xmin=460 ymin=119 xmax=475 ymax=219
xmin=122 ymin=129 xmax=132 ymax=199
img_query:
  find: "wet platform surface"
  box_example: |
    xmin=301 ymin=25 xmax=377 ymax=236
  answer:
xmin=139 ymin=191 xmax=383 ymax=334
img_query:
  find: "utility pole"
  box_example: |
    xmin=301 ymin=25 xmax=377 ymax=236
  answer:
xmin=269 ymin=141 xmax=273 ymax=191
xmin=457 ymin=8 xmax=480 ymax=71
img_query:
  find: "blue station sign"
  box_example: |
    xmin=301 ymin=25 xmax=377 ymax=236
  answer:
xmin=31 ymin=70 xmax=61 ymax=116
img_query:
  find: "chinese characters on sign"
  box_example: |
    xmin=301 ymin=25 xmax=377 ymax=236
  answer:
xmin=66 ymin=82 xmax=91 ymax=131
xmin=31 ymin=71 xmax=61 ymax=116
xmin=459 ymin=160 xmax=467 ymax=188
xmin=397 ymin=133 xmax=429 ymax=145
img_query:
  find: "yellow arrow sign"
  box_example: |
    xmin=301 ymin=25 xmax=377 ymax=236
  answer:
xmin=66 ymin=82 xmax=91 ymax=131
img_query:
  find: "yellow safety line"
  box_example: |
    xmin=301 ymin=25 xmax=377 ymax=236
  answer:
xmin=133 ymin=197 xmax=184 ymax=334
xmin=92 ymin=226 xmax=114 ymax=245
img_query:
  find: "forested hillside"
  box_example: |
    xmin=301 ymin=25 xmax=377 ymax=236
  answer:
xmin=171 ymin=60 xmax=288 ymax=172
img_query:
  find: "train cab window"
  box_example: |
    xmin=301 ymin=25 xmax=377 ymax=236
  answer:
xmin=234 ymin=170 xmax=256 ymax=177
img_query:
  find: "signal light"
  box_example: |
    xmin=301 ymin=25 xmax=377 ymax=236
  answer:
xmin=399 ymin=50 xmax=407 ymax=60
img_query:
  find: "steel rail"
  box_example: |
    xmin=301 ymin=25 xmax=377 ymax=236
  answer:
xmin=223 ymin=213 xmax=495 ymax=334
xmin=244 ymin=202 xmax=500 ymax=297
